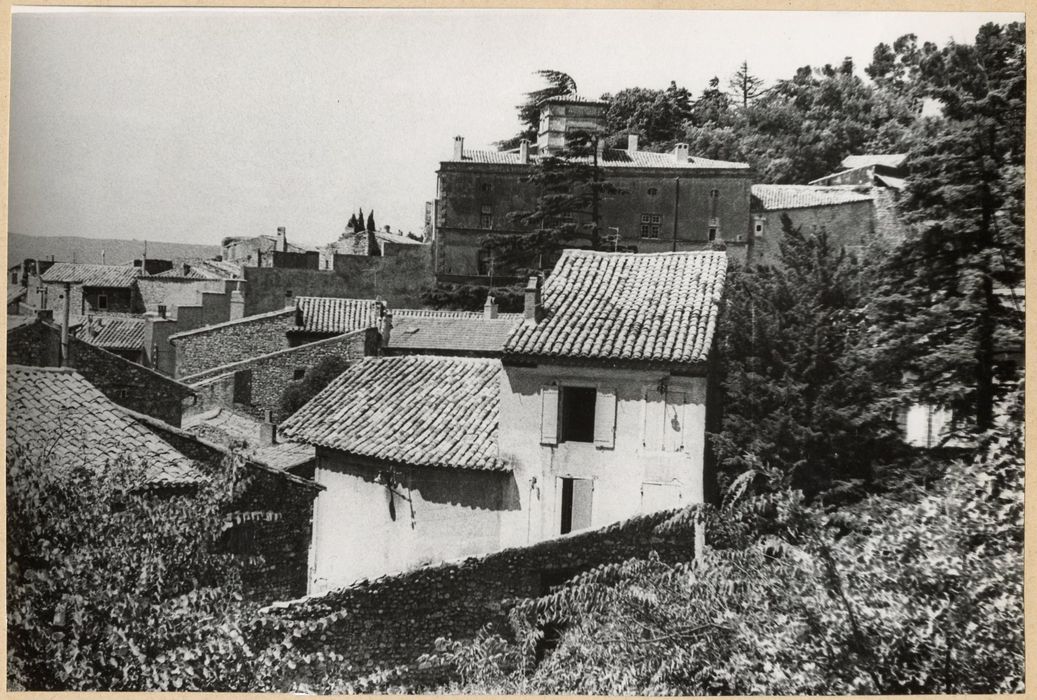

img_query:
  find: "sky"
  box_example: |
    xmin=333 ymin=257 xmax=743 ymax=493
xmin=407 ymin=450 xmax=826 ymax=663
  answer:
xmin=9 ymin=8 xmax=1023 ymax=250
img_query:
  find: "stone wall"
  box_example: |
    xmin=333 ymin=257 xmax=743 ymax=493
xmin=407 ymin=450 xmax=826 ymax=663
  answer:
xmin=183 ymin=328 xmax=377 ymax=422
xmin=243 ymin=245 xmax=434 ymax=316
xmin=8 ymin=320 xmax=194 ymax=427
xmin=751 ymin=199 xmax=874 ymax=265
xmin=170 ymin=308 xmax=295 ymax=379
xmin=267 ymin=507 xmax=696 ymax=686
xmin=131 ymin=410 xmax=323 ymax=603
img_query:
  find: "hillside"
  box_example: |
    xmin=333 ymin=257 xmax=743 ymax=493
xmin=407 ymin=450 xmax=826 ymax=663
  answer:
xmin=7 ymin=232 xmax=220 ymax=267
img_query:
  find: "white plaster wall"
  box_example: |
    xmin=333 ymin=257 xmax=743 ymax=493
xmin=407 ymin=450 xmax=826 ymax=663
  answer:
xmin=498 ymin=364 xmax=708 ymax=549
xmin=309 ymin=454 xmax=510 ymax=595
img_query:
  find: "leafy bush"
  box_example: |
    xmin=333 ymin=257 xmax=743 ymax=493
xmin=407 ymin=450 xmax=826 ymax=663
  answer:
xmin=6 ymin=450 xmax=262 ymax=691
xmin=428 ymin=391 xmax=1023 ymax=694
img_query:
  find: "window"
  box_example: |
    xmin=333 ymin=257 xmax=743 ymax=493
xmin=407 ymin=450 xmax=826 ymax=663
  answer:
xmin=481 ymin=183 xmax=492 ymax=193
xmin=10 ymin=271 xmax=18 ymax=284
xmin=97 ymin=294 xmax=108 ymax=311
xmin=477 ymin=248 xmax=493 ymax=276
xmin=708 ymin=227 xmax=718 ymax=241
xmin=479 ymin=205 xmax=493 ymax=229
xmin=233 ymin=369 xmax=253 ymax=405
xmin=755 ymin=222 xmax=764 ymax=234
xmin=640 ymin=213 xmax=661 ymax=238
xmin=560 ymin=386 xmax=596 ymax=443
xmin=560 ymin=477 xmax=593 ymax=534
xmin=293 ymin=368 xmax=306 ymax=380
xmin=709 ymin=188 xmax=720 ymax=198
xmin=646 ymin=187 xmax=659 ymax=196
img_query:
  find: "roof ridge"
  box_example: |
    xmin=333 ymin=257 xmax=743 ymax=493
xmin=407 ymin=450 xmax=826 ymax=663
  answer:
xmin=7 ymin=364 xmax=77 ymax=374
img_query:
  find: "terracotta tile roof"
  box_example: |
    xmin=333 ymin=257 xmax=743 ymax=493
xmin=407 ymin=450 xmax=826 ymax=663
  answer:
xmin=451 ymin=149 xmax=750 ymax=170
xmin=841 ymin=153 xmax=908 ymax=169
xmin=7 ymin=365 xmax=205 ymax=487
xmin=280 ymin=355 xmax=505 ymax=472
xmin=504 ymin=250 xmax=727 ymax=366
xmin=82 ymin=316 xmax=146 ymax=351
xmin=751 ymin=184 xmax=873 ymax=211
xmin=292 ymin=296 xmax=382 ymax=335
xmin=41 ymin=263 xmax=142 ymax=288
xmin=389 ymin=311 xmax=521 ymax=354
xmin=149 ymin=259 xmax=244 ymax=280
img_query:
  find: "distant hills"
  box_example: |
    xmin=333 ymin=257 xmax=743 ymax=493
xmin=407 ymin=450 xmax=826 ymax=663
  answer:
xmin=7 ymin=233 xmax=221 ymax=267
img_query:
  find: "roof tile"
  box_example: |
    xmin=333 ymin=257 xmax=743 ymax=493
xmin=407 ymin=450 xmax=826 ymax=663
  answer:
xmin=750 ymin=184 xmax=873 ymax=211
xmin=280 ymin=356 xmax=504 ymax=472
xmin=292 ymin=296 xmax=382 ymax=335
xmin=7 ymin=365 xmax=205 ymax=486
xmin=504 ymin=250 xmax=726 ymax=366
xmin=41 ymin=263 xmax=142 ymax=288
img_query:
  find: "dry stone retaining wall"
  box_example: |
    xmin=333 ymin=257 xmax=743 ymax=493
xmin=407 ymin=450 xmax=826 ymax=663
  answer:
xmin=267 ymin=508 xmax=696 ymax=686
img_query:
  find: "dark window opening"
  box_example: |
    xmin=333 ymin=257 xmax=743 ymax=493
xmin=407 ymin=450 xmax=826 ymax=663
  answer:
xmin=560 ymin=477 xmax=593 ymax=534
xmin=233 ymin=369 xmax=253 ymax=405
xmin=293 ymin=368 xmax=306 ymax=380
xmin=97 ymin=294 xmax=108 ymax=310
xmin=481 ymin=183 xmax=492 ymax=192
xmin=755 ymin=223 xmax=764 ymax=233
xmin=647 ymin=187 xmax=658 ymax=196
xmin=559 ymin=386 xmax=596 ymax=443
xmin=479 ymin=205 xmax=493 ymax=229
xmin=11 ymin=272 xmax=18 ymax=284
xmin=710 ymin=188 xmax=719 ymax=198
xmin=708 ymin=227 xmax=718 ymax=241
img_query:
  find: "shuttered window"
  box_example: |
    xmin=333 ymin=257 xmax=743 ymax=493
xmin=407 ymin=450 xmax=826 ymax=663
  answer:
xmin=593 ymin=388 xmax=616 ymax=449
xmin=540 ymin=385 xmax=559 ymax=445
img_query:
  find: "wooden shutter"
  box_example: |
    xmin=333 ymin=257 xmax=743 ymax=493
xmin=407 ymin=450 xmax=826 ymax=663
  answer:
xmin=664 ymin=391 xmax=688 ymax=452
xmin=594 ymin=388 xmax=616 ymax=449
xmin=540 ymin=385 xmax=559 ymax=445
xmin=571 ymin=479 xmax=594 ymax=531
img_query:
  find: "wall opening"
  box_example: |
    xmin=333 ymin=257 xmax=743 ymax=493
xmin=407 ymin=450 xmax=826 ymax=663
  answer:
xmin=559 ymin=477 xmax=593 ymax=535
xmin=559 ymin=386 xmax=596 ymax=443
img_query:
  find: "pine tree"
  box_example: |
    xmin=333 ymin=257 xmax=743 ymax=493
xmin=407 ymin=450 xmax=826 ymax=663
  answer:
xmin=366 ymin=210 xmax=376 ymax=232
xmin=498 ymin=70 xmax=577 ymax=150
xmin=485 ymin=129 xmax=619 ymax=276
xmin=865 ymin=22 xmax=1024 ymax=433
xmin=355 ymin=208 xmax=365 ymax=233
xmin=347 ymin=213 xmax=358 ymax=231
xmin=711 ymin=216 xmax=901 ymax=497
xmin=728 ymin=60 xmax=766 ymax=107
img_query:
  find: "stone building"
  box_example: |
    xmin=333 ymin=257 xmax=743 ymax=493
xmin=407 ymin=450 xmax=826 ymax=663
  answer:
xmin=281 ymin=249 xmax=727 ymax=593
xmin=221 ymin=227 xmax=312 ymax=268
xmin=433 ymin=96 xmax=753 ymax=283
xmin=749 ymin=184 xmax=877 ymax=265
xmin=39 ymin=262 xmax=144 ymax=314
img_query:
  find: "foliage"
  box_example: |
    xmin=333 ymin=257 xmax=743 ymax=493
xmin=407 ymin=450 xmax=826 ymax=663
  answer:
xmin=485 ymin=129 xmax=620 ymax=277
xmin=429 ymin=389 xmax=1023 ymax=694
xmin=710 ymin=217 xmax=901 ymax=497
xmin=863 ymin=21 xmax=1025 ymax=433
xmin=279 ymin=354 xmax=354 ymax=418
xmin=728 ymin=60 xmax=767 ymax=107
xmin=366 ymin=210 xmax=376 ymax=232
xmin=6 ymin=450 xmax=260 ymax=691
xmin=421 ymin=281 xmax=524 ymax=312
xmin=602 ymin=81 xmax=694 ymax=149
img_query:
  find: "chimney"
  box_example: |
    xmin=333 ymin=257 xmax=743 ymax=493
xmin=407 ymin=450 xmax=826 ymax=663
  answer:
xmin=627 ymin=133 xmax=639 ymax=154
xmin=100 ymin=250 xmax=105 ymax=265
xmin=453 ymin=135 xmax=464 ymax=161
xmin=157 ymin=304 xmax=167 ymax=319
xmin=59 ymin=281 xmax=77 ymax=368
xmin=484 ymin=294 xmax=499 ymax=319
xmin=277 ymin=226 xmax=287 ymax=252
xmin=380 ymin=311 xmax=393 ymax=349
xmin=284 ymin=289 xmax=294 ymax=310
xmin=519 ymin=139 xmax=530 ymax=164
xmin=229 ymin=289 xmax=244 ymax=321
xmin=259 ymin=409 xmax=277 ymax=446
xmin=523 ymin=276 xmax=544 ymax=323
xmin=182 ymin=263 xmax=191 ymax=276
xmin=673 ymin=143 xmax=691 ymax=164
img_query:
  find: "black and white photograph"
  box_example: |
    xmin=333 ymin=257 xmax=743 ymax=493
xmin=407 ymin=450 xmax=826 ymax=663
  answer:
xmin=6 ymin=5 xmax=1026 ymax=694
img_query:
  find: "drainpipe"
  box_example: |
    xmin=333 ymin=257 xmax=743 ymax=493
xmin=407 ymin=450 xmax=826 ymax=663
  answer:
xmin=672 ymin=177 xmax=681 ymax=252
